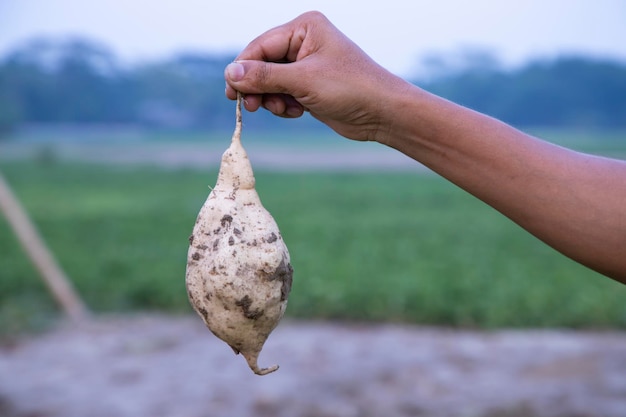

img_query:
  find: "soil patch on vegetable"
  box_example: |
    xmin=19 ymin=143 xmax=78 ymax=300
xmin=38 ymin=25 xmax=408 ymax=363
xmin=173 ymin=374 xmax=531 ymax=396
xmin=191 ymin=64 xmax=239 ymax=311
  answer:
xmin=1 ymin=315 xmax=625 ymax=417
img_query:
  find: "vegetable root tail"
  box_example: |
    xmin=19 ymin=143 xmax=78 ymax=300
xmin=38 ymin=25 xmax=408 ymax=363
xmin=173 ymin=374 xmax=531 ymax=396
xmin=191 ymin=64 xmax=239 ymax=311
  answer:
xmin=233 ymin=91 xmax=243 ymax=145
xmin=242 ymin=351 xmax=279 ymax=376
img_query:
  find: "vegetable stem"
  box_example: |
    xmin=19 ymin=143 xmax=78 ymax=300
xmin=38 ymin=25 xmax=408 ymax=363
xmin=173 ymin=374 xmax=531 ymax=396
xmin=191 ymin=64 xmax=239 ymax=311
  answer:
xmin=233 ymin=91 xmax=243 ymax=145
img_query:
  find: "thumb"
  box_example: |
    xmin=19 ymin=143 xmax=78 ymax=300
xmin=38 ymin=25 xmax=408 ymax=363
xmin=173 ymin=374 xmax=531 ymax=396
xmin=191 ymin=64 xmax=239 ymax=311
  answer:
xmin=225 ymin=60 xmax=300 ymax=96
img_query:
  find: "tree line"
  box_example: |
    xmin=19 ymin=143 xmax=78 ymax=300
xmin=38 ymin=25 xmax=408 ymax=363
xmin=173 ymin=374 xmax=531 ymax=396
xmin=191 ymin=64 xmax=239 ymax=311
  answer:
xmin=420 ymin=50 xmax=626 ymax=128
xmin=1 ymin=37 xmax=625 ymax=135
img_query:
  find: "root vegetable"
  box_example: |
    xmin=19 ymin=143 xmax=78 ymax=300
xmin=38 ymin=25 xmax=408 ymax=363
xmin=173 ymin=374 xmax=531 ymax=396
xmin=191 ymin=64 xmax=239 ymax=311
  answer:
xmin=185 ymin=92 xmax=293 ymax=376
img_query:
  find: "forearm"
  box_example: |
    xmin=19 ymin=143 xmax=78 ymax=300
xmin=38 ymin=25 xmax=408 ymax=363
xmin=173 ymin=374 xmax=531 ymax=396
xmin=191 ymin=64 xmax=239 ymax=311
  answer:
xmin=382 ymin=84 xmax=626 ymax=282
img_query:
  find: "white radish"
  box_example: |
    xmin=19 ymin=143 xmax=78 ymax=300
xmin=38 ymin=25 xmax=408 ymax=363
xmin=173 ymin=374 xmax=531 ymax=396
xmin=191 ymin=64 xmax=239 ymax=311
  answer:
xmin=185 ymin=92 xmax=293 ymax=375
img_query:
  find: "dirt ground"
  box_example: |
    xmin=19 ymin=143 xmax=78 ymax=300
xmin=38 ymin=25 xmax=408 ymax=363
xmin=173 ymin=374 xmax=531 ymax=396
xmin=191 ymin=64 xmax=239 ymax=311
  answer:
xmin=0 ymin=139 xmax=429 ymax=172
xmin=0 ymin=315 xmax=625 ymax=417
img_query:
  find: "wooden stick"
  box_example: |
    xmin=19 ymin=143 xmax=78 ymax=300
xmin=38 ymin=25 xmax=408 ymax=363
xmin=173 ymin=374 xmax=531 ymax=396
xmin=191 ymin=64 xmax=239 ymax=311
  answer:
xmin=0 ymin=171 xmax=89 ymax=322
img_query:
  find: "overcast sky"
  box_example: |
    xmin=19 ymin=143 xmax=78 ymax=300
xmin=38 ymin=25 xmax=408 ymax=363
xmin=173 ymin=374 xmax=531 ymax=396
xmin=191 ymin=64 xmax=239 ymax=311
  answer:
xmin=1 ymin=0 xmax=625 ymax=76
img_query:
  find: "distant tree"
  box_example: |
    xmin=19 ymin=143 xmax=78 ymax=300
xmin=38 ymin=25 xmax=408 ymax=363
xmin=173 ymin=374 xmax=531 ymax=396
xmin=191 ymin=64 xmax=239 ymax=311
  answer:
xmin=0 ymin=65 xmax=23 ymax=135
xmin=416 ymin=47 xmax=501 ymax=81
xmin=0 ymin=37 xmax=138 ymax=125
xmin=134 ymin=53 xmax=235 ymax=128
xmin=420 ymin=54 xmax=626 ymax=128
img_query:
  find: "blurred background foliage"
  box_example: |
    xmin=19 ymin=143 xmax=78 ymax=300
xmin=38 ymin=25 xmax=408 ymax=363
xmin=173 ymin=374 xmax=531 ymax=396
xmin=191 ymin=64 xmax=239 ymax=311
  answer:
xmin=0 ymin=36 xmax=625 ymax=136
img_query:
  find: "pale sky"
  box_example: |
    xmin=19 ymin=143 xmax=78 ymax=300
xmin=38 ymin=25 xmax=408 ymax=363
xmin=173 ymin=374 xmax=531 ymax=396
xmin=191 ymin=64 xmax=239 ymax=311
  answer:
xmin=1 ymin=0 xmax=625 ymax=76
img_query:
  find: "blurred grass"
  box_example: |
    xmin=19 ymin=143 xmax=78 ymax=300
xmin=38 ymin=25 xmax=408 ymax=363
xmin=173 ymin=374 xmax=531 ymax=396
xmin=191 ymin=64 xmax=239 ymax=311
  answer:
xmin=0 ymin=156 xmax=625 ymax=336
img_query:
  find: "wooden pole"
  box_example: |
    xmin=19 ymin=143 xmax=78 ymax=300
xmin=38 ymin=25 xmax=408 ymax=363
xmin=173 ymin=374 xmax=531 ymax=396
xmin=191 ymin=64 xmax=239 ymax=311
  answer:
xmin=0 ymin=171 xmax=89 ymax=322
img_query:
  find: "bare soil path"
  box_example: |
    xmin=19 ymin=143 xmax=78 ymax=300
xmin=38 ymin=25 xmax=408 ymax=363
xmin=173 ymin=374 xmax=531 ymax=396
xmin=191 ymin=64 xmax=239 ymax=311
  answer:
xmin=0 ymin=139 xmax=429 ymax=172
xmin=1 ymin=315 xmax=625 ymax=417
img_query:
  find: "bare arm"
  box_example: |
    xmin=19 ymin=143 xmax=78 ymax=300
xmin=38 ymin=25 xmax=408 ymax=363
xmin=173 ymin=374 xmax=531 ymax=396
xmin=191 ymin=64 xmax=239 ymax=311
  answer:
xmin=225 ymin=11 xmax=626 ymax=283
xmin=385 ymin=87 xmax=626 ymax=281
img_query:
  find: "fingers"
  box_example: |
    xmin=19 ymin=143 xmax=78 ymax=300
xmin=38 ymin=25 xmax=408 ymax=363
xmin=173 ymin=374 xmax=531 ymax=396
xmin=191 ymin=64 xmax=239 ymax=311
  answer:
xmin=225 ymin=60 xmax=301 ymax=95
xmin=237 ymin=11 xmax=326 ymax=63
xmin=225 ymin=60 xmax=306 ymax=117
xmin=225 ymin=83 xmax=304 ymax=118
xmin=263 ymin=94 xmax=306 ymax=118
xmin=224 ymin=11 xmax=331 ymax=111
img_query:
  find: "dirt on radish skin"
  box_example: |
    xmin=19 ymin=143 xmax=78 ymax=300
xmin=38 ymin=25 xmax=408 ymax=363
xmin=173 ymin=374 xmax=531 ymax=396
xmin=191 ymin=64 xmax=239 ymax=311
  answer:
xmin=185 ymin=93 xmax=293 ymax=376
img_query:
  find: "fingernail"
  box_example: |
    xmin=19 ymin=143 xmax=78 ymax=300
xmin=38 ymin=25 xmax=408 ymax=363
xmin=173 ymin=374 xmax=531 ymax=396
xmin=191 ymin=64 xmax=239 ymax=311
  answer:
xmin=286 ymin=105 xmax=302 ymax=118
xmin=226 ymin=62 xmax=244 ymax=82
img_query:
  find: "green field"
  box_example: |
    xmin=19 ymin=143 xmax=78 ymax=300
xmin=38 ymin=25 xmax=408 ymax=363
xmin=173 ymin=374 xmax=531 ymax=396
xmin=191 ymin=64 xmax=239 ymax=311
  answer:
xmin=1 ymin=130 xmax=625 ymax=335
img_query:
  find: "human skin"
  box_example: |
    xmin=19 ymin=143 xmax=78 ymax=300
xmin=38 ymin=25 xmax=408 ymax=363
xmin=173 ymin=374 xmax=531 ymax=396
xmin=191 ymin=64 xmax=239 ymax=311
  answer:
xmin=224 ymin=11 xmax=626 ymax=283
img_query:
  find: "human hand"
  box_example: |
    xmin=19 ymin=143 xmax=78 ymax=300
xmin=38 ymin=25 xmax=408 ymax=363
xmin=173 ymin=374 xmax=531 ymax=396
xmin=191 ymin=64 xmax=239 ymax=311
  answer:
xmin=224 ymin=11 xmax=410 ymax=142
